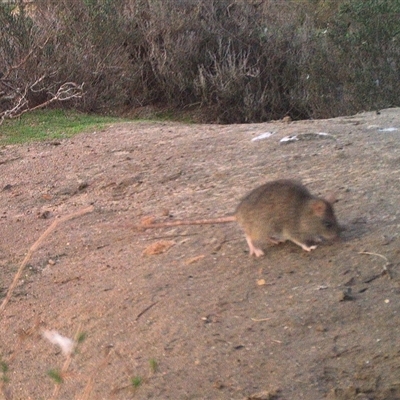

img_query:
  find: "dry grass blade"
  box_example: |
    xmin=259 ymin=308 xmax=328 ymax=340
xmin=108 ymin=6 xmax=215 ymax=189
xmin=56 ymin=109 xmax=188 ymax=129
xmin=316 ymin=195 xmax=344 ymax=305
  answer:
xmin=358 ymin=251 xmax=392 ymax=279
xmin=77 ymin=350 xmax=112 ymax=400
xmin=358 ymin=251 xmax=389 ymax=263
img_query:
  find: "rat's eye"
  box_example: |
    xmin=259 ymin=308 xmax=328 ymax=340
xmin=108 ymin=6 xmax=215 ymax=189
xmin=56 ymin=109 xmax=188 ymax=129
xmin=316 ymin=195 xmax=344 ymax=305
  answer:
xmin=323 ymin=220 xmax=333 ymax=228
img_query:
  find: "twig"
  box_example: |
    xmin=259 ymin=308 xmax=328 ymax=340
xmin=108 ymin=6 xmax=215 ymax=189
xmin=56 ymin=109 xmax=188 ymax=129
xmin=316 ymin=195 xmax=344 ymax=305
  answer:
xmin=358 ymin=251 xmax=392 ymax=279
xmin=0 ymin=205 xmax=94 ymax=316
xmin=135 ymin=301 xmax=159 ymax=322
xmin=358 ymin=251 xmax=388 ymax=262
xmin=250 ymin=317 xmax=271 ymax=322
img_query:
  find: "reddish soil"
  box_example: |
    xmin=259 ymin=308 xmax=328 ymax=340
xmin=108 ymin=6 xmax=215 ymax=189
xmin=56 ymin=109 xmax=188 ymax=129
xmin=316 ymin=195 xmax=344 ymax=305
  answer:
xmin=1 ymin=109 xmax=400 ymax=400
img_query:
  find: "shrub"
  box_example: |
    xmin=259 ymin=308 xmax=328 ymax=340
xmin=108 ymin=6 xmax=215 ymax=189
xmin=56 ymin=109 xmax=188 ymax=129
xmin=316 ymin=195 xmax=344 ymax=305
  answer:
xmin=328 ymin=0 xmax=400 ymax=112
xmin=0 ymin=0 xmax=399 ymax=123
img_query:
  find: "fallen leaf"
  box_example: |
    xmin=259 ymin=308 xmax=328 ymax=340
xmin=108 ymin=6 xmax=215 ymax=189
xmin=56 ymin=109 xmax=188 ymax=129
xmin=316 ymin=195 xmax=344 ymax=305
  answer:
xmin=142 ymin=240 xmax=175 ymax=256
xmin=141 ymin=215 xmax=156 ymax=226
xmin=246 ymin=388 xmax=280 ymax=400
xmin=186 ymin=255 xmax=205 ymax=265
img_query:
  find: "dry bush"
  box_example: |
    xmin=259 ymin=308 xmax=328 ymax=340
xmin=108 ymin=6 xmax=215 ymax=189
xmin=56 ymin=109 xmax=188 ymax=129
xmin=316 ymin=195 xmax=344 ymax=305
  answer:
xmin=0 ymin=2 xmax=85 ymax=118
xmin=32 ymin=0 xmax=135 ymax=112
xmin=1 ymin=0 xmax=399 ymax=123
xmin=327 ymin=0 xmax=400 ymax=113
xmin=123 ymin=0 xmax=204 ymax=107
xmin=0 ymin=0 xmax=134 ymax=115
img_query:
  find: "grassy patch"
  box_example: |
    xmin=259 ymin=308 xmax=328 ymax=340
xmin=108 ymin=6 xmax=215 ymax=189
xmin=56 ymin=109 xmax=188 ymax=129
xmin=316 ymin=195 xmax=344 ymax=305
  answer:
xmin=76 ymin=331 xmax=87 ymax=344
xmin=149 ymin=358 xmax=158 ymax=373
xmin=131 ymin=376 xmax=142 ymax=388
xmin=0 ymin=358 xmax=9 ymax=383
xmin=47 ymin=369 xmax=63 ymax=384
xmin=0 ymin=109 xmax=125 ymax=145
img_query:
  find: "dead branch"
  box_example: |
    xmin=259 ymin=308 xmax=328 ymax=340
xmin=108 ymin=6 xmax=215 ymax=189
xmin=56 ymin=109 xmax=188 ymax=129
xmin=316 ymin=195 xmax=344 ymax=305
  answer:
xmin=0 ymin=78 xmax=85 ymax=125
xmin=16 ymin=81 xmax=85 ymax=116
xmin=0 ymin=205 xmax=94 ymax=316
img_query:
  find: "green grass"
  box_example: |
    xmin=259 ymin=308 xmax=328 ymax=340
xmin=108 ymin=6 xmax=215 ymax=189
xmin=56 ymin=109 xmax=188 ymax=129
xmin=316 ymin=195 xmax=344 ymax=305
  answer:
xmin=0 ymin=359 xmax=9 ymax=383
xmin=131 ymin=376 xmax=142 ymax=388
xmin=0 ymin=109 xmax=125 ymax=145
xmin=47 ymin=369 xmax=63 ymax=384
xmin=76 ymin=331 xmax=88 ymax=344
xmin=149 ymin=358 xmax=158 ymax=373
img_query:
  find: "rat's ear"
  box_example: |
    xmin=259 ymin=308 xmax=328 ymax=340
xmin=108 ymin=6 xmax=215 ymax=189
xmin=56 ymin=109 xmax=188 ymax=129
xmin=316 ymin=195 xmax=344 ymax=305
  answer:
xmin=310 ymin=199 xmax=327 ymax=217
xmin=324 ymin=192 xmax=337 ymax=205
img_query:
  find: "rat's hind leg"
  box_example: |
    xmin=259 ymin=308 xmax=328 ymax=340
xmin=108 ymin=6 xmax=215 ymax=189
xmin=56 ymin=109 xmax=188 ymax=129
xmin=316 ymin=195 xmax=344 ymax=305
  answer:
xmin=266 ymin=236 xmax=283 ymax=245
xmin=245 ymin=235 xmax=265 ymax=257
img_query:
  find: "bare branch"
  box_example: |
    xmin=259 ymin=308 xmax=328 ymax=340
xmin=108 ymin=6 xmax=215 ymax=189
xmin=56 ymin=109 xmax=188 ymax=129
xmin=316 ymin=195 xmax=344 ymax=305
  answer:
xmin=0 ymin=79 xmax=85 ymax=125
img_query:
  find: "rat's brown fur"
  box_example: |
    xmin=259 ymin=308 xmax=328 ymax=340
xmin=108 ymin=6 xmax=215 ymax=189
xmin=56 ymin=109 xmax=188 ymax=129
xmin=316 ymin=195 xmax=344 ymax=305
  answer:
xmin=235 ymin=180 xmax=340 ymax=256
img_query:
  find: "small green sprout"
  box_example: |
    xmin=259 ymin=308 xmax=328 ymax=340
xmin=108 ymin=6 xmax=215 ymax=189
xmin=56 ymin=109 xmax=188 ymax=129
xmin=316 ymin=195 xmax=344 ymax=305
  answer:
xmin=131 ymin=376 xmax=142 ymax=388
xmin=149 ymin=358 xmax=158 ymax=373
xmin=47 ymin=369 xmax=63 ymax=384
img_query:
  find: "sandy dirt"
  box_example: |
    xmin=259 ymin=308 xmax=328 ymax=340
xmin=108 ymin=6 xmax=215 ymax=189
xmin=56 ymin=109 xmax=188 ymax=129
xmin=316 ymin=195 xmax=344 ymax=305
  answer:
xmin=0 ymin=109 xmax=400 ymax=400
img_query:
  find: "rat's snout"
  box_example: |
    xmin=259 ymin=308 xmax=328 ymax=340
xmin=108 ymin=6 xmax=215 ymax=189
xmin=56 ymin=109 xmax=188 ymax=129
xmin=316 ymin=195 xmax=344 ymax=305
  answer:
xmin=322 ymin=227 xmax=341 ymax=242
xmin=331 ymin=224 xmax=345 ymax=240
xmin=338 ymin=224 xmax=346 ymax=233
xmin=331 ymin=234 xmax=342 ymax=242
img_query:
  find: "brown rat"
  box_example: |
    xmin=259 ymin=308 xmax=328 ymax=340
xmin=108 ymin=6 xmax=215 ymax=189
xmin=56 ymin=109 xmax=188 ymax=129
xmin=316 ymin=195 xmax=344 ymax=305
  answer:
xmin=234 ymin=179 xmax=340 ymax=257
xmin=139 ymin=179 xmax=340 ymax=257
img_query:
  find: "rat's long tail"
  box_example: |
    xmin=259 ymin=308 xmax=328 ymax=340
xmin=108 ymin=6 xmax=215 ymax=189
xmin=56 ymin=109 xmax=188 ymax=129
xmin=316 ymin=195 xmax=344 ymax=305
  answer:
xmin=139 ymin=216 xmax=236 ymax=230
